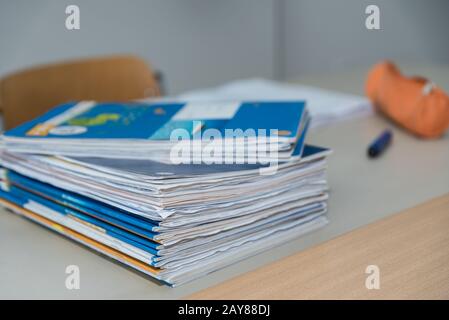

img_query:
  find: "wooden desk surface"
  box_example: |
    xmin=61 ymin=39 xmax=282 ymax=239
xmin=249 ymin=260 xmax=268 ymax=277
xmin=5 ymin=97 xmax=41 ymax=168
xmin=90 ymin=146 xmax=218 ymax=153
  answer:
xmin=189 ymin=193 xmax=449 ymax=299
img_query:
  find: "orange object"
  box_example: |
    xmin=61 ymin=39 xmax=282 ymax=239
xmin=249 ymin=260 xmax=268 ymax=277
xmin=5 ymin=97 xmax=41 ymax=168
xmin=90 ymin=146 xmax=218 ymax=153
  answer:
xmin=365 ymin=61 xmax=449 ymax=138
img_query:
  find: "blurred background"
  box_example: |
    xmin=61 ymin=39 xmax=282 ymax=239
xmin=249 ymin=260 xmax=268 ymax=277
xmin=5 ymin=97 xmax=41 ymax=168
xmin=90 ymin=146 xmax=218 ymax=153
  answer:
xmin=1 ymin=0 xmax=448 ymax=95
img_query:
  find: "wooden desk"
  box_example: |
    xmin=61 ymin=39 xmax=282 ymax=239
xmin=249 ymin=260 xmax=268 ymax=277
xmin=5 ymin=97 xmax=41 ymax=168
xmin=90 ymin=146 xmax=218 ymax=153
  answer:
xmin=189 ymin=193 xmax=449 ymax=299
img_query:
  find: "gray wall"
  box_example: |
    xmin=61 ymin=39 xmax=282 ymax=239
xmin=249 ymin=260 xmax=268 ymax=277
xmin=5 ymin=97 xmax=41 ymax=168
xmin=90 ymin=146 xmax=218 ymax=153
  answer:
xmin=0 ymin=0 xmax=276 ymax=94
xmin=282 ymin=0 xmax=449 ymax=78
xmin=0 ymin=0 xmax=448 ymax=94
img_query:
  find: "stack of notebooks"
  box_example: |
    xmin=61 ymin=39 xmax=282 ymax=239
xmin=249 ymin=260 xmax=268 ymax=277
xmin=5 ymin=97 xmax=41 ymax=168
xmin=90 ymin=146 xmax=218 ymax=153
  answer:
xmin=0 ymin=100 xmax=331 ymax=286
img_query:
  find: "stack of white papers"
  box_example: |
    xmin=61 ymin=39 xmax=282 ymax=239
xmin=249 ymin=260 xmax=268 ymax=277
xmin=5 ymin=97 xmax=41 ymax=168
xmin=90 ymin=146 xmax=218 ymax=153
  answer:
xmin=0 ymin=100 xmax=331 ymax=286
xmin=2 ymin=100 xmax=310 ymax=163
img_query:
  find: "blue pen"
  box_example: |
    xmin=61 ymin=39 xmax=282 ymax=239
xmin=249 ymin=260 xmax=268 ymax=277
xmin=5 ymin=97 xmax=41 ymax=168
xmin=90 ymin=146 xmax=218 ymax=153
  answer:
xmin=368 ymin=129 xmax=393 ymax=158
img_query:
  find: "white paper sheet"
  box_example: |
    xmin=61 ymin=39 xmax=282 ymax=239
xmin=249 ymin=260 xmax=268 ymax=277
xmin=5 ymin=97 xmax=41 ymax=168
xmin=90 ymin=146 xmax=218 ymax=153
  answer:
xmin=177 ymin=78 xmax=372 ymax=128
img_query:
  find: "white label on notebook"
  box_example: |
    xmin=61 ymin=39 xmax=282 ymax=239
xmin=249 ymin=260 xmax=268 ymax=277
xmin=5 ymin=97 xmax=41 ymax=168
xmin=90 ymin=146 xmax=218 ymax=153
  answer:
xmin=49 ymin=125 xmax=87 ymax=135
xmin=173 ymin=101 xmax=241 ymax=120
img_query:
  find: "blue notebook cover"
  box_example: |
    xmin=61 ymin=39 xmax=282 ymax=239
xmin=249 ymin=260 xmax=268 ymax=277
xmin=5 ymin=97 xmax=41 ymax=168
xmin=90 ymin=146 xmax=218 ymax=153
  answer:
xmin=5 ymin=184 xmax=160 ymax=257
xmin=5 ymin=170 xmax=159 ymax=233
xmin=5 ymin=100 xmax=307 ymax=141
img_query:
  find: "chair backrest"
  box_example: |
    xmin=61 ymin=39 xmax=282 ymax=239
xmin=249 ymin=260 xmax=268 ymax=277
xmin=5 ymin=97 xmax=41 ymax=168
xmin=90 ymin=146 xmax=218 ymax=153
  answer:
xmin=0 ymin=55 xmax=161 ymax=129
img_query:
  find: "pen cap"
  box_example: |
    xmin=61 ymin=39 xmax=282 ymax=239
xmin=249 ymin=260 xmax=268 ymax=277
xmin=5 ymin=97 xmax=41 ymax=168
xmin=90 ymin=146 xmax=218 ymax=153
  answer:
xmin=368 ymin=130 xmax=392 ymax=157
